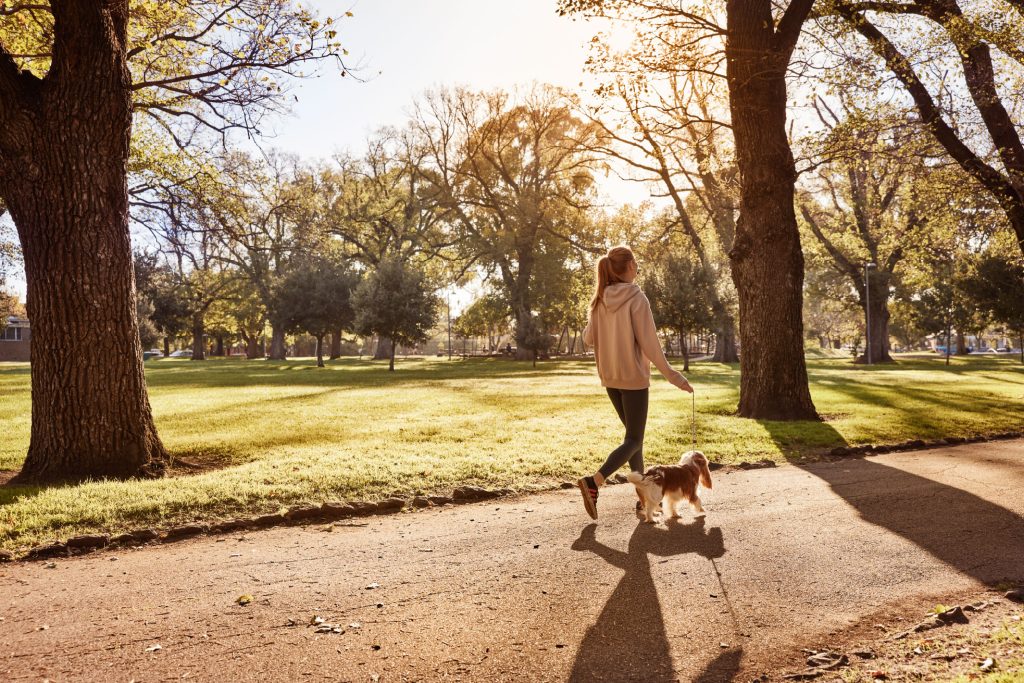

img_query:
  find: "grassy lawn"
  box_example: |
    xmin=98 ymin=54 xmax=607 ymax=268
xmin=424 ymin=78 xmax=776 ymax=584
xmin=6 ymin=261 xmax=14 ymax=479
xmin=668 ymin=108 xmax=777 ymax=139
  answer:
xmin=1 ymin=354 xmax=1022 ymax=552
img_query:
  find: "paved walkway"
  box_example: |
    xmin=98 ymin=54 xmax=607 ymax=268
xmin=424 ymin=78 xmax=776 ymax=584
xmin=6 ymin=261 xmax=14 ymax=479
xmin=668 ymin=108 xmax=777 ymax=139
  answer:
xmin=2 ymin=441 xmax=1023 ymax=682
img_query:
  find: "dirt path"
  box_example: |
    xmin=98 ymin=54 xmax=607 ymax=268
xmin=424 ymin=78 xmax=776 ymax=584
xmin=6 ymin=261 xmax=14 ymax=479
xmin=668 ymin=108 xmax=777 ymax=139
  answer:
xmin=2 ymin=441 xmax=1023 ymax=682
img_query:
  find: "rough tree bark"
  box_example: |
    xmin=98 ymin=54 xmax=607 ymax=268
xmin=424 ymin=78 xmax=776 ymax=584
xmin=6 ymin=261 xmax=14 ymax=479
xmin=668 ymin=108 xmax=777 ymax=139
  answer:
xmin=374 ymin=336 xmax=393 ymax=361
xmin=1 ymin=1 xmax=168 ymax=482
xmin=163 ymin=335 xmax=172 ymax=358
xmin=268 ymin=322 xmax=287 ymax=360
xmin=329 ymin=328 xmax=342 ymax=360
xmin=243 ymin=333 xmax=260 ymax=359
xmin=861 ymin=289 xmax=894 ymax=363
xmin=713 ymin=317 xmax=739 ymax=363
xmin=190 ymin=313 xmax=206 ymax=361
xmin=725 ymin=0 xmax=819 ymax=420
xmin=315 ymin=333 xmax=325 ymax=367
xmin=677 ymin=327 xmax=691 ymax=372
xmin=955 ymin=330 xmax=969 ymax=356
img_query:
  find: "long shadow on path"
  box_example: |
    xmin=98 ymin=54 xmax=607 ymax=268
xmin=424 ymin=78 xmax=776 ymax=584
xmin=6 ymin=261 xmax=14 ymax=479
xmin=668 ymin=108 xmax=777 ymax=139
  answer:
xmin=569 ymin=518 xmax=732 ymax=682
xmin=799 ymin=455 xmax=1024 ymax=584
xmin=761 ymin=417 xmax=1024 ymax=586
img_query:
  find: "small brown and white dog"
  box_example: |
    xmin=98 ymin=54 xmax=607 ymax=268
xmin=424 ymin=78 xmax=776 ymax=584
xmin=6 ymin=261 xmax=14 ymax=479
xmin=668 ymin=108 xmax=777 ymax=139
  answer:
xmin=626 ymin=451 xmax=713 ymax=523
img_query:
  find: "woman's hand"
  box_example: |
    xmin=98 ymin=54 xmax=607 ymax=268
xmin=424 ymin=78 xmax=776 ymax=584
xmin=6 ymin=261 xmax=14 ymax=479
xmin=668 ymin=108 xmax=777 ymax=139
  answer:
xmin=677 ymin=377 xmax=694 ymax=393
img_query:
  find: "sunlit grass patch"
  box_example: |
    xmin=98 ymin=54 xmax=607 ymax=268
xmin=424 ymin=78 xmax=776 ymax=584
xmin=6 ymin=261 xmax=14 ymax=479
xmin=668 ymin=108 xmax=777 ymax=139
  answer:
xmin=0 ymin=354 xmax=1022 ymax=551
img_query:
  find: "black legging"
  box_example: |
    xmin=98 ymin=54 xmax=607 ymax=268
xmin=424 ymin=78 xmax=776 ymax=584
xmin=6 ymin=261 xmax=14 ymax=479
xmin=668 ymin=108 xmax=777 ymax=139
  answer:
xmin=598 ymin=387 xmax=649 ymax=479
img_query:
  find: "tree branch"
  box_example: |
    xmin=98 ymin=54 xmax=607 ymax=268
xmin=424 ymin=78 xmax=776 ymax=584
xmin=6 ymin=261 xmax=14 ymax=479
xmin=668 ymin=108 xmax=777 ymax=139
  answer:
xmin=775 ymin=0 xmax=817 ymax=59
xmin=839 ymin=8 xmax=1024 ymax=207
xmin=799 ymin=204 xmax=862 ymax=281
xmin=0 ymin=39 xmax=34 ymax=155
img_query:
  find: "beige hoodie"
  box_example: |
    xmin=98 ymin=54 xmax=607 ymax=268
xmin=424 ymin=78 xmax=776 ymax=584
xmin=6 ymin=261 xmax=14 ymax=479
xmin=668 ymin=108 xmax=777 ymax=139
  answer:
xmin=583 ymin=283 xmax=688 ymax=390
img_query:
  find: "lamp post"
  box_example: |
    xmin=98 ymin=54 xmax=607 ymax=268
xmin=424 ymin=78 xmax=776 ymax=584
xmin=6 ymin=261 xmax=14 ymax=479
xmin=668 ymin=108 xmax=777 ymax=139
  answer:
xmin=864 ymin=262 xmax=876 ymax=364
xmin=446 ymin=291 xmax=452 ymax=361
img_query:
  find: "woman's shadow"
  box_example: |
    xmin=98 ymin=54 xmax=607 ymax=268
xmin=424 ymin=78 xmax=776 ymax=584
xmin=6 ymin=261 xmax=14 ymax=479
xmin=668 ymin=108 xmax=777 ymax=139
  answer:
xmin=569 ymin=517 xmax=730 ymax=682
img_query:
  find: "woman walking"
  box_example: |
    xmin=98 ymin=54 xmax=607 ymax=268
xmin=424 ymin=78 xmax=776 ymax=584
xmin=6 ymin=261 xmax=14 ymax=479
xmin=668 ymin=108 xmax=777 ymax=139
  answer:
xmin=577 ymin=246 xmax=693 ymax=520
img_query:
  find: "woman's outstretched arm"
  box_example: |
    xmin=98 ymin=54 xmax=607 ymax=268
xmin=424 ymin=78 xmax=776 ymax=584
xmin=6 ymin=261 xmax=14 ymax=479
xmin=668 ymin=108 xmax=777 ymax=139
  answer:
xmin=631 ymin=294 xmax=693 ymax=392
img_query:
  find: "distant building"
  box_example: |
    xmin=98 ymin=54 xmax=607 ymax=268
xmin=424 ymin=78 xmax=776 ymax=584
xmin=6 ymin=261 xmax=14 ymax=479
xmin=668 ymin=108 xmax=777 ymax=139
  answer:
xmin=0 ymin=315 xmax=30 ymax=362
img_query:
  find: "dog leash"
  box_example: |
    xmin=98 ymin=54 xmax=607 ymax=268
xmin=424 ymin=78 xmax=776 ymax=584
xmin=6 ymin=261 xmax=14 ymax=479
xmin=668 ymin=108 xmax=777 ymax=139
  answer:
xmin=691 ymin=390 xmax=697 ymax=452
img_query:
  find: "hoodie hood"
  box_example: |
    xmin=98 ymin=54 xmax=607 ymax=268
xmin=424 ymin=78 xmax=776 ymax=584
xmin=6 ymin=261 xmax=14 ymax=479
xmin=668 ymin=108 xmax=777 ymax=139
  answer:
xmin=601 ymin=282 xmax=642 ymax=313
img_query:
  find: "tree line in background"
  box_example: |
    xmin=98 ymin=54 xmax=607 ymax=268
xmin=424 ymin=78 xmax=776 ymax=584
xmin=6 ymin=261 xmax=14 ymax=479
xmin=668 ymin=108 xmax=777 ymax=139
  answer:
xmin=1 ymin=0 xmax=1023 ymax=483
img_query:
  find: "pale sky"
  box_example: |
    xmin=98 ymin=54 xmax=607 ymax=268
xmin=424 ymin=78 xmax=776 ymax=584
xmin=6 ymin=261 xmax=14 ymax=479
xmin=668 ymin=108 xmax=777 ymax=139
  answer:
xmin=263 ymin=0 xmax=616 ymax=158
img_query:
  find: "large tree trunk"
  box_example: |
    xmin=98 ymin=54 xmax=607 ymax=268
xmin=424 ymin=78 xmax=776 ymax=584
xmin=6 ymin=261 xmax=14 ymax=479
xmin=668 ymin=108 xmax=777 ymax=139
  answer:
xmin=955 ymin=329 xmax=969 ymax=356
xmin=329 ymin=328 xmax=342 ymax=360
xmin=712 ymin=313 xmax=740 ymax=363
xmin=315 ymin=334 xmax=325 ymax=368
xmin=244 ymin=333 xmax=260 ymax=360
xmin=512 ymin=304 xmax=534 ymax=361
xmin=3 ymin=1 xmax=168 ymax=483
xmin=856 ymin=286 xmax=895 ymax=364
xmin=268 ymin=322 xmax=287 ymax=360
xmin=214 ymin=334 xmax=224 ymax=357
xmin=190 ymin=313 xmax=206 ymax=361
xmin=678 ymin=327 xmax=690 ymax=373
xmin=389 ymin=343 xmax=396 ymax=372
xmin=374 ymin=336 xmax=393 ymax=361
xmin=725 ymin=0 xmax=818 ymax=421
xmin=163 ymin=335 xmax=171 ymax=358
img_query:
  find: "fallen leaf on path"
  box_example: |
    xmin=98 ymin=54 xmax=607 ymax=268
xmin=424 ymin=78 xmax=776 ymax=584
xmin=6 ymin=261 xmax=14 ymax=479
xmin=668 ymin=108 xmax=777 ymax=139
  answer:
xmin=310 ymin=615 xmax=324 ymax=626
xmin=980 ymin=657 xmax=995 ymax=672
xmin=366 ymin=582 xmax=380 ymax=590
xmin=349 ymin=622 xmax=362 ymax=629
xmin=145 ymin=644 xmax=162 ymax=652
xmin=236 ymin=594 xmax=254 ymax=606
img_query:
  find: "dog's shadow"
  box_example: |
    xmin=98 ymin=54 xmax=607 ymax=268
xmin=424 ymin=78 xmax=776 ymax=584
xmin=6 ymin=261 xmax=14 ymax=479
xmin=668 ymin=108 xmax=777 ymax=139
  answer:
xmin=568 ymin=517 xmax=730 ymax=682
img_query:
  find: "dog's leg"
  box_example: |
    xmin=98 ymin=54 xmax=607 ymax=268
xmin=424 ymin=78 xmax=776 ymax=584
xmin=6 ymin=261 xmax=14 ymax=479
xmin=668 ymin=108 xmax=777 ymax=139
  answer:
xmin=690 ymin=494 xmax=705 ymax=513
xmin=666 ymin=493 xmax=682 ymax=519
xmin=644 ymin=493 xmax=658 ymax=523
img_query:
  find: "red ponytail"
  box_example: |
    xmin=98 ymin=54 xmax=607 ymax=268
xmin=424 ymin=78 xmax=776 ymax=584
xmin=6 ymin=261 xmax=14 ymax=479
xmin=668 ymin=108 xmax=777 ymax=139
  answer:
xmin=591 ymin=245 xmax=635 ymax=310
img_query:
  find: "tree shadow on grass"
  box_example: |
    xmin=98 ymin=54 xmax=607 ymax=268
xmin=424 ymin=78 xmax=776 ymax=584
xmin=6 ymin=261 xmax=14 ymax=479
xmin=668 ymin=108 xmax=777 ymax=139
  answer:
xmin=569 ymin=518 xmax=730 ymax=682
xmin=818 ymin=381 xmax=1024 ymax=442
xmin=0 ymin=479 xmax=44 ymax=506
xmin=759 ymin=418 xmax=1024 ymax=587
xmin=142 ymin=357 xmax=602 ymax=390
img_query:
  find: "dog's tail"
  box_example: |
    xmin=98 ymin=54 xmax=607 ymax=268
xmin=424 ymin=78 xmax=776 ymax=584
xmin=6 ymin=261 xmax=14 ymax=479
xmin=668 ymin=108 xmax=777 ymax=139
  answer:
xmin=626 ymin=471 xmax=644 ymax=485
xmin=691 ymin=452 xmax=713 ymax=490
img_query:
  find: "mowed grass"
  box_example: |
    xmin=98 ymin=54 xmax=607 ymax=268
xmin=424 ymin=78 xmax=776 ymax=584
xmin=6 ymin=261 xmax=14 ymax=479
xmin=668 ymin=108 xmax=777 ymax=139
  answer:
xmin=1 ymin=354 xmax=1022 ymax=552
